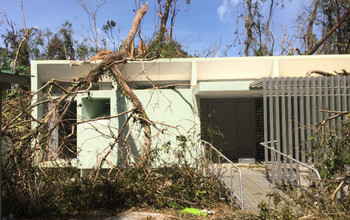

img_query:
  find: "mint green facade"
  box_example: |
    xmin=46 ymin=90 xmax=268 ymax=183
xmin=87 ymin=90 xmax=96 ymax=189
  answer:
xmin=75 ymin=89 xmax=200 ymax=169
xmin=31 ymin=55 xmax=350 ymax=168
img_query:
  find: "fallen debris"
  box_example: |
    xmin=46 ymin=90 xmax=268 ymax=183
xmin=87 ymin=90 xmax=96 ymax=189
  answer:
xmin=105 ymin=211 xmax=175 ymax=220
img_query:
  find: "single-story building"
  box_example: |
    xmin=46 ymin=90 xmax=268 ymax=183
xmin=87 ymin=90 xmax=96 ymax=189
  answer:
xmin=31 ymin=55 xmax=350 ymax=177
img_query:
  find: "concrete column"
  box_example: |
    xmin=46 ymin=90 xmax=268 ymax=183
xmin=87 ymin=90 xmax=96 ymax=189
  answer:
xmin=271 ymin=58 xmax=279 ymax=77
xmin=190 ymin=60 xmax=197 ymax=86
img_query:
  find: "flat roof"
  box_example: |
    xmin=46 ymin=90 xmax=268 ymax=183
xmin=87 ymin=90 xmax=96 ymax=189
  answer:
xmin=31 ymin=54 xmax=350 ymax=84
xmin=0 ymin=70 xmax=30 ymax=85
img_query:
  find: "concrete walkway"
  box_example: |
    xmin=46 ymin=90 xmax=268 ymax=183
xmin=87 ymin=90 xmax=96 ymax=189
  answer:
xmin=239 ymin=167 xmax=276 ymax=212
xmin=219 ymin=165 xmax=289 ymax=213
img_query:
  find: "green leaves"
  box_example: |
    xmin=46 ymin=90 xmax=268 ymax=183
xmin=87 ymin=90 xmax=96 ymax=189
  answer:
xmin=144 ymin=34 xmax=188 ymax=58
xmin=313 ymin=117 xmax=350 ymax=179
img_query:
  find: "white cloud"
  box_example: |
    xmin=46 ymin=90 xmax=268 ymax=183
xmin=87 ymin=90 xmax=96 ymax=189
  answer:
xmin=218 ymin=0 xmax=239 ymax=21
xmin=230 ymin=0 xmax=240 ymax=6
xmin=217 ymin=0 xmax=230 ymax=21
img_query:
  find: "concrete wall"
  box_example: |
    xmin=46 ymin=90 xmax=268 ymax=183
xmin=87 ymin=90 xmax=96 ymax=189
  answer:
xmin=129 ymin=89 xmax=201 ymax=166
xmin=30 ymin=55 xmax=350 ymax=168
xmin=32 ymin=55 xmax=350 ymax=100
xmin=75 ymin=89 xmax=200 ymax=169
xmin=77 ymin=90 xmax=118 ymax=169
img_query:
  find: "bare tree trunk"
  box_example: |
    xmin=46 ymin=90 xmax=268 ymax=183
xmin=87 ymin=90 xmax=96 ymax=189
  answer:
xmin=144 ymin=0 xmax=174 ymax=57
xmin=76 ymin=0 xmax=106 ymax=52
xmin=334 ymin=0 xmax=342 ymax=53
xmin=108 ymin=66 xmax=152 ymax=163
xmin=86 ymin=4 xmax=152 ymax=164
xmin=263 ymin=0 xmax=275 ymax=55
xmin=13 ymin=0 xmax=29 ymax=70
xmin=159 ymin=0 xmax=173 ymax=41
xmin=306 ymin=0 xmax=320 ymax=52
xmin=306 ymin=8 xmax=350 ymax=55
xmin=34 ymin=4 xmax=150 ymax=166
xmin=94 ymin=0 xmax=99 ymax=51
xmin=170 ymin=0 xmax=176 ymax=41
xmin=244 ymin=0 xmax=253 ymax=56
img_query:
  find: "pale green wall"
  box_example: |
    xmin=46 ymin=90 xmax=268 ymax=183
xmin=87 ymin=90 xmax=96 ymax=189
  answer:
xmin=82 ymin=98 xmax=110 ymax=119
xmin=32 ymin=55 xmax=350 ymax=168
xmin=77 ymin=90 xmax=118 ymax=169
xmin=129 ymin=89 xmax=201 ymax=166
xmin=76 ymin=89 xmax=201 ymax=169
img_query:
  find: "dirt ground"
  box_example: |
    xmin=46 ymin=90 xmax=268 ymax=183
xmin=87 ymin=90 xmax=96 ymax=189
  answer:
xmin=66 ymin=205 xmax=259 ymax=220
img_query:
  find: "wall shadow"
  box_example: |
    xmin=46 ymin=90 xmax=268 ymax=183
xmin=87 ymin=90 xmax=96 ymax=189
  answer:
xmin=116 ymin=91 xmax=140 ymax=165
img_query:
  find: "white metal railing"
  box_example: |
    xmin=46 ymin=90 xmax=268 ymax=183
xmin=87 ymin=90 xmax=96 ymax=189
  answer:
xmin=200 ymin=140 xmax=244 ymax=210
xmin=261 ymin=140 xmax=328 ymax=211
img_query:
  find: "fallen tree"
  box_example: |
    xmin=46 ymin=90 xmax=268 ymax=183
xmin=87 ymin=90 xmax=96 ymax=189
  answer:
xmin=81 ymin=3 xmax=152 ymax=165
xmin=1 ymin=3 xmax=230 ymax=217
xmin=28 ymin=4 xmax=153 ymax=166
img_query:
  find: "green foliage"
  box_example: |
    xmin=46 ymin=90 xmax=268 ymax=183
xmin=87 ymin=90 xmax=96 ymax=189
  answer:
xmin=2 ymin=105 xmax=224 ymax=218
xmin=3 ymin=162 xmax=224 ymax=218
xmin=317 ymin=0 xmax=350 ymax=54
xmin=1 ymin=20 xmax=78 ymax=68
xmin=102 ymin=20 xmax=119 ymax=52
xmin=0 ymin=29 xmax=30 ymax=69
xmin=47 ymin=34 xmax=66 ymax=59
xmin=143 ymin=34 xmax=188 ymax=58
xmin=0 ymin=47 xmax=11 ymax=70
xmin=45 ymin=21 xmax=76 ymax=60
xmin=312 ymin=116 xmax=350 ymax=179
xmin=162 ymin=141 xmax=171 ymax=153
xmin=260 ymin=115 xmax=350 ymax=219
xmin=75 ymin=38 xmax=95 ymax=60
xmin=258 ymin=202 xmax=270 ymax=220
xmin=258 ymin=192 xmax=295 ymax=220
xmin=60 ymin=21 xmax=75 ymax=60
xmin=158 ymin=40 xmax=188 ymax=58
xmin=176 ymin=135 xmax=187 ymax=147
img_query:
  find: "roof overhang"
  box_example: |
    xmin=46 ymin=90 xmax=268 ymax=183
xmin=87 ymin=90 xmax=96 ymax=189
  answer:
xmin=194 ymin=81 xmax=263 ymax=98
xmin=0 ymin=70 xmax=30 ymax=89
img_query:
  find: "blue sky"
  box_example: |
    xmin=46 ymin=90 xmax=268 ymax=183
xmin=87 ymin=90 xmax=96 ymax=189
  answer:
xmin=0 ymin=0 xmax=303 ymax=57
